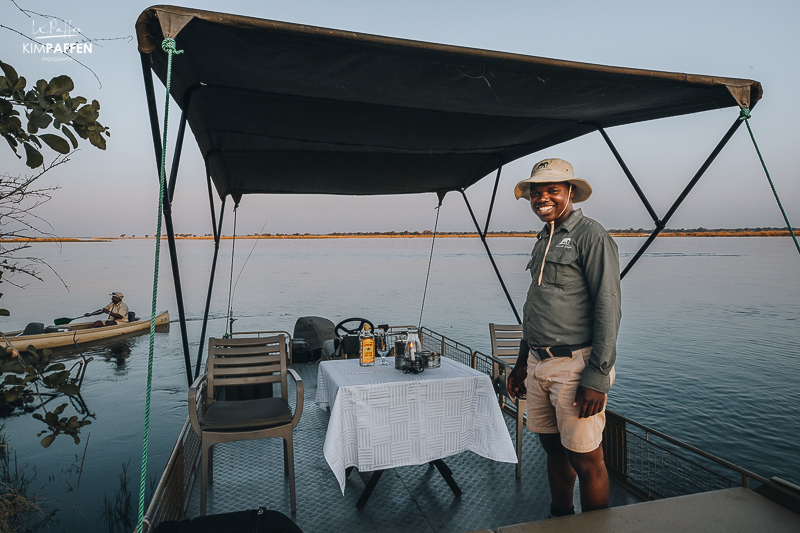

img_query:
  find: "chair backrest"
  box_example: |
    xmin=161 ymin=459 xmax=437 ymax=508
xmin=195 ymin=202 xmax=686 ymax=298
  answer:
xmin=489 ymin=323 xmax=524 ymax=366
xmin=207 ymin=335 xmax=288 ymax=402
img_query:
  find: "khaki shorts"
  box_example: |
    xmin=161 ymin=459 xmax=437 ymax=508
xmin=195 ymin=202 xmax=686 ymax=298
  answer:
xmin=525 ymin=346 xmax=615 ymax=454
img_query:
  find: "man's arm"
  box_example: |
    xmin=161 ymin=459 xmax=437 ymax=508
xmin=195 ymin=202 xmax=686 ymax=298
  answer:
xmin=507 ymin=338 xmax=529 ymax=399
xmin=578 ymin=231 xmax=621 ymax=394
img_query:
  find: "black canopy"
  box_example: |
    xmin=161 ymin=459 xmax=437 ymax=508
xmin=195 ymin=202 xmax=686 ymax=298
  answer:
xmin=136 ymin=5 xmax=762 ymax=199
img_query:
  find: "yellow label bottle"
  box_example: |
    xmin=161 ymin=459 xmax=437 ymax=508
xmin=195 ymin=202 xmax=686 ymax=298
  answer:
xmin=359 ymin=324 xmax=375 ymax=366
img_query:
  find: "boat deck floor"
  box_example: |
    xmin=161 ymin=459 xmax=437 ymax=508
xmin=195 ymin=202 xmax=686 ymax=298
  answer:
xmin=496 ymin=487 xmax=800 ymax=533
xmin=183 ymin=361 xmax=641 ymax=533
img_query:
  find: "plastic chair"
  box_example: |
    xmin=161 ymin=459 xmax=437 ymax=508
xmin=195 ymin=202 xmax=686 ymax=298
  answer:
xmin=189 ymin=335 xmax=303 ymax=515
xmin=489 ymin=323 xmax=525 ymax=478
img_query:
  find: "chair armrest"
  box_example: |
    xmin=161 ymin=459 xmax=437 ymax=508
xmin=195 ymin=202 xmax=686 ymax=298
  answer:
xmin=487 ymin=354 xmax=513 ymax=398
xmin=287 ymin=368 xmax=304 ymax=429
xmin=188 ymin=373 xmax=207 ymax=436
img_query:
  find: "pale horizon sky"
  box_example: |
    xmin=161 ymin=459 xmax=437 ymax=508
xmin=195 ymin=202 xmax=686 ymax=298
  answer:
xmin=2 ymin=0 xmax=798 ymax=238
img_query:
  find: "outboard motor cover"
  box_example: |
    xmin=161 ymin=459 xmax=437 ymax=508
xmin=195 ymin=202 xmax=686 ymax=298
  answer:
xmin=293 ymin=316 xmax=335 ymax=363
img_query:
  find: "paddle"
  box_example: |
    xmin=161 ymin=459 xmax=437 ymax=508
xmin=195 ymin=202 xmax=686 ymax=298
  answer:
xmin=53 ymin=315 xmax=89 ymax=326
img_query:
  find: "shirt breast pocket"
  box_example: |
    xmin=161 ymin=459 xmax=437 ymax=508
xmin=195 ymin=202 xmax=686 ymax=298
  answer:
xmin=547 ymin=247 xmax=579 ymax=287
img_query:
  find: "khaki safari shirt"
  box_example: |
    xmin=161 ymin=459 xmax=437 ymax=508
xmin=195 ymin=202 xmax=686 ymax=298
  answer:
xmin=523 ymin=209 xmax=621 ymax=393
xmin=105 ymin=301 xmax=129 ymax=323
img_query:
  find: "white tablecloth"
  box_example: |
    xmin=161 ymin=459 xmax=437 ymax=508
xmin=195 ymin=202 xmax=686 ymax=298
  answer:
xmin=315 ymin=357 xmax=517 ymax=493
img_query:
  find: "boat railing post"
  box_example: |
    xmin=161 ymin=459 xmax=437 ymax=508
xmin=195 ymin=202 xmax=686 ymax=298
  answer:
xmin=742 ymin=474 xmax=749 ymax=488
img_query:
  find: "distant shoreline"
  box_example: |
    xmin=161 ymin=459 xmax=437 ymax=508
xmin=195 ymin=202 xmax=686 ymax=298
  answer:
xmin=3 ymin=229 xmax=796 ymax=242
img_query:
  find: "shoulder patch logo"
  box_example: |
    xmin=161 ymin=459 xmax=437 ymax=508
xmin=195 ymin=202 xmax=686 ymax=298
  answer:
xmin=555 ymin=237 xmax=572 ymax=249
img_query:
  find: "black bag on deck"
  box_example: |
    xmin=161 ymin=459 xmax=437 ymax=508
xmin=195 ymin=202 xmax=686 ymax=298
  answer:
xmin=292 ymin=316 xmax=335 ymax=363
xmin=153 ymin=508 xmax=303 ymax=533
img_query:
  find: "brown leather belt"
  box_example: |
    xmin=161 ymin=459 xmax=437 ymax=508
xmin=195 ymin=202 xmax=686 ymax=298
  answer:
xmin=530 ymin=342 xmax=591 ymax=361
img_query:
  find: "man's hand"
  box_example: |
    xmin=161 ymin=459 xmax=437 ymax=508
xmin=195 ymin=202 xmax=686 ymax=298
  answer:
xmin=573 ymin=386 xmax=606 ymax=418
xmin=507 ymin=365 xmax=527 ymax=400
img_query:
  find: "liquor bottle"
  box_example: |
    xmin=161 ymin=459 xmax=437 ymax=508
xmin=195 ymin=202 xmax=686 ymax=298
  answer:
xmin=359 ymin=324 xmax=375 ymax=367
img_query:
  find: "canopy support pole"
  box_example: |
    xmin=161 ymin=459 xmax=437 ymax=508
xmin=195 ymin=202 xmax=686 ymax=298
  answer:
xmin=617 ymin=116 xmax=744 ymax=279
xmin=596 ymin=127 xmax=659 ymax=223
xmin=460 ymin=169 xmax=522 ymax=325
xmin=194 ymin=191 xmax=226 ymax=379
xmin=140 ymin=52 xmax=194 ymax=386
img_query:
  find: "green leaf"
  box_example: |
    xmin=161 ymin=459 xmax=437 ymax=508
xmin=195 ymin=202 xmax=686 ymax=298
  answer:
xmin=4 ymin=388 xmax=22 ymax=402
xmin=56 ymin=383 xmax=80 ymax=395
xmin=43 ymin=370 xmax=70 ymax=388
xmin=52 ymin=102 xmax=77 ymax=124
xmin=47 ymin=75 xmax=74 ymax=96
xmin=12 ymin=76 xmax=26 ymax=93
xmin=2 ymin=375 xmax=23 ymax=385
xmin=88 ymin=130 xmax=106 ymax=150
xmin=22 ymin=143 xmax=43 ymax=168
xmin=29 ymin=135 xmax=42 ymax=148
xmin=40 ymin=434 xmax=56 ymax=448
xmin=61 ymin=126 xmax=78 ymax=149
xmin=32 ymin=412 xmax=44 ymax=421
xmin=0 ymin=309 xmax=10 ymax=317
xmin=71 ymin=434 xmax=80 ymax=445
xmin=0 ymin=61 xmax=19 ymax=85
xmin=39 ymin=134 xmax=70 ymax=154
xmin=29 ymin=108 xmax=53 ymax=130
xmin=35 ymin=79 xmax=48 ymax=95
xmin=45 ymin=363 xmax=66 ymax=372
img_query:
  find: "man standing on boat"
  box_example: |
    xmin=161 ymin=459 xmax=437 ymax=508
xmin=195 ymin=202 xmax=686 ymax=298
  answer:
xmin=85 ymin=292 xmax=129 ymax=327
xmin=507 ymin=158 xmax=621 ymax=517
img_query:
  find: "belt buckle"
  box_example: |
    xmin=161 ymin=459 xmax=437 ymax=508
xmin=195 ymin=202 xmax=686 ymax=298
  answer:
xmin=531 ymin=348 xmax=552 ymax=361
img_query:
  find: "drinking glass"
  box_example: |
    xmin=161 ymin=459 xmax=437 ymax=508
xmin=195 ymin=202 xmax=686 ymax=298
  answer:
xmin=376 ymin=332 xmax=390 ymax=365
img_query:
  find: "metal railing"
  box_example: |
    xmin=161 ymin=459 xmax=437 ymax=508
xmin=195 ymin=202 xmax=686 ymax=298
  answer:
xmin=602 ymin=410 xmax=799 ymax=502
xmin=141 ymin=418 xmax=201 ymax=532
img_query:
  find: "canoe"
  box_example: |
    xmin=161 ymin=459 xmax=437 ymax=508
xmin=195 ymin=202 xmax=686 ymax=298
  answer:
xmin=1 ymin=311 xmax=170 ymax=353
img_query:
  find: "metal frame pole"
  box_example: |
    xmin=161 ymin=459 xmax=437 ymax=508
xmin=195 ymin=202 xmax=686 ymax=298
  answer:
xmin=194 ymin=192 xmax=226 ymax=378
xmin=460 ymin=174 xmax=522 ymax=324
xmin=139 ymin=52 xmax=194 ymax=386
xmin=617 ymin=116 xmax=744 ymax=279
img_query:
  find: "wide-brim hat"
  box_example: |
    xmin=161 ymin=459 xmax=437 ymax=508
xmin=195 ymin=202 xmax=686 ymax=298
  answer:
xmin=110 ymin=291 xmax=124 ymax=299
xmin=514 ymin=158 xmax=592 ymax=203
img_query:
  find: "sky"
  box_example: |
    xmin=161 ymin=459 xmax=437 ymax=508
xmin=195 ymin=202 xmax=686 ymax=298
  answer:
xmin=2 ymin=0 xmax=799 ymax=237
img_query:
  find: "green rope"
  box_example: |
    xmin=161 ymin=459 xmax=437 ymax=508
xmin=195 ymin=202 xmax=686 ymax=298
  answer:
xmin=739 ymin=108 xmax=800 ymax=255
xmin=137 ymin=37 xmax=183 ymax=533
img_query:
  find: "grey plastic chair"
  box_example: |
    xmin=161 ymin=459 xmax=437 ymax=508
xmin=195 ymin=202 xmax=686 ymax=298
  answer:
xmin=489 ymin=323 xmax=525 ymax=479
xmin=188 ymin=334 xmax=303 ymax=515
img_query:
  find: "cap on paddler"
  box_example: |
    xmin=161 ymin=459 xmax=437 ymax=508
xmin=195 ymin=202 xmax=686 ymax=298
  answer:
xmin=110 ymin=291 xmax=124 ymax=299
xmin=514 ymin=158 xmax=592 ymax=203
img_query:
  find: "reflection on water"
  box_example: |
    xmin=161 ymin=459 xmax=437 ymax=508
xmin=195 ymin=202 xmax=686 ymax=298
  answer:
xmin=0 ymin=237 xmax=797 ymax=531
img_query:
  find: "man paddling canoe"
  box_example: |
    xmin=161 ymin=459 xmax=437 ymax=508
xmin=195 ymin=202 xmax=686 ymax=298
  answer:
xmin=85 ymin=292 xmax=129 ymax=327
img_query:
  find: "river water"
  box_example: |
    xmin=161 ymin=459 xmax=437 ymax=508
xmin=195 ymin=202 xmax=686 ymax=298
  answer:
xmin=2 ymin=236 xmax=799 ymax=531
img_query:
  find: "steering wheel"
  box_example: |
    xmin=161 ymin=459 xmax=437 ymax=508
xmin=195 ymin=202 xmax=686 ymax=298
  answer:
xmin=334 ymin=317 xmax=375 ymax=338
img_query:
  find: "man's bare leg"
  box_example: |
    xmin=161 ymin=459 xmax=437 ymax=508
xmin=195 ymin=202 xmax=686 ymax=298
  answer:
xmin=566 ymin=445 xmax=609 ymax=511
xmin=539 ymin=433 xmax=576 ymax=511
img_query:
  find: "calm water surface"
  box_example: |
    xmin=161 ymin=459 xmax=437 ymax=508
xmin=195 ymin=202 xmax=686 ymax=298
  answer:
xmin=2 ymin=237 xmax=798 ymax=531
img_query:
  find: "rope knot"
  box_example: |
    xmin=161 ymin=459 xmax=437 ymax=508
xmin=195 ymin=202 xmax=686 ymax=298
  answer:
xmin=161 ymin=38 xmax=184 ymax=55
xmin=739 ymin=108 xmax=752 ymax=121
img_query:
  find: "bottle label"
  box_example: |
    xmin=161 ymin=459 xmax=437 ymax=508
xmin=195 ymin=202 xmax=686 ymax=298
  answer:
xmin=361 ymin=338 xmax=375 ymax=364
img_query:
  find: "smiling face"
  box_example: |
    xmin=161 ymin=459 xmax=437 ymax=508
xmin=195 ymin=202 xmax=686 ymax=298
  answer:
xmin=529 ymin=181 xmax=574 ymax=226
